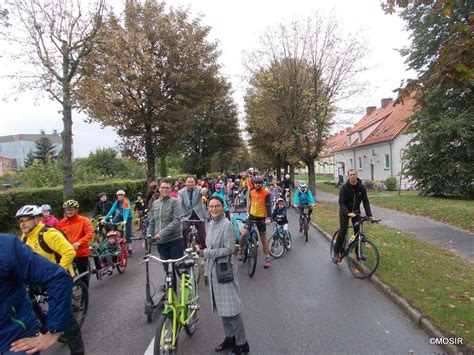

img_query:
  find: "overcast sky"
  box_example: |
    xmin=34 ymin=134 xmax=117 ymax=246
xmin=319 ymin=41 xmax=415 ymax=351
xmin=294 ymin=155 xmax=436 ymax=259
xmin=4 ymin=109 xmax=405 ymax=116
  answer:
xmin=0 ymin=0 xmax=411 ymax=158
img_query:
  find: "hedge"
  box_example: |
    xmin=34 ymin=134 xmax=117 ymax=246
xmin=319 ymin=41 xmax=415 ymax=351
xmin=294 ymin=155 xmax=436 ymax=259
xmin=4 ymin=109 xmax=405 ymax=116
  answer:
xmin=0 ymin=179 xmax=147 ymax=232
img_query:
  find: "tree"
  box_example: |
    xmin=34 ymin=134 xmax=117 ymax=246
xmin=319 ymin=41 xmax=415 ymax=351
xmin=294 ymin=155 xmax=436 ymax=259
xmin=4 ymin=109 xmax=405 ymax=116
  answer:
xmin=246 ymin=16 xmax=367 ymax=192
xmin=383 ymin=0 xmax=473 ymax=97
xmin=32 ymin=131 xmax=58 ymax=164
xmin=181 ymin=93 xmax=242 ymax=178
xmin=77 ymin=0 xmax=221 ymax=183
xmin=2 ymin=0 xmax=105 ymax=199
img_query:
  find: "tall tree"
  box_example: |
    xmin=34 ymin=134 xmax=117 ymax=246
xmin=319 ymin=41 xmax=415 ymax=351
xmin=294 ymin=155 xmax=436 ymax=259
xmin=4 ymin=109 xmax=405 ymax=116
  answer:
xmin=246 ymin=16 xmax=367 ymax=192
xmin=31 ymin=131 xmax=58 ymax=164
xmin=181 ymin=93 xmax=242 ymax=178
xmin=77 ymin=0 xmax=221 ymax=183
xmin=2 ymin=0 xmax=105 ymax=199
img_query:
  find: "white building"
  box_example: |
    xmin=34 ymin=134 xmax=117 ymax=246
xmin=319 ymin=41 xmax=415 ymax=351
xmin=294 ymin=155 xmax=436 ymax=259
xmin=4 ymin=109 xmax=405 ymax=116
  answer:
xmin=315 ymin=128 xmax=350 ymax=177
xmin=331 ymin=97 xmax=415 ymax=187
xmin=0 ymin=131 xmax=63 ymax=169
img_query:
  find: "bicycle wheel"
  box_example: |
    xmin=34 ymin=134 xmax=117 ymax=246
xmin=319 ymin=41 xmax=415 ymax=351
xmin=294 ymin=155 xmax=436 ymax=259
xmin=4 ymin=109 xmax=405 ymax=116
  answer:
xmin=247 ymin=238 xmax=258 ymax=278
xmin=154 ymin=314 xmax=177 ymax=355
xmin=71 ymin=280 xmax=88 ymax=328
xmin=330 ymin=230 xmax=339 ymax=260
xmin=184 ymin=279 xmax=198 ymax=336
xmin=285 ymin=230 xmax=292 ymax=251
xmin=117 ymin=252 xmax=127 ymax=273
xmin=346 ymin=238 xmax=380 ymax=279
xmin=268 ymin=234 xmax=284 ymax=258
xmin=304 ymin=218 xmax=309 ymax=243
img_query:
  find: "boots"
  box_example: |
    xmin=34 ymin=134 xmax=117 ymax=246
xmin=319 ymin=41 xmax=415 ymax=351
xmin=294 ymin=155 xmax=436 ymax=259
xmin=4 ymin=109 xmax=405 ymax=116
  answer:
xmin=215 ymin=336 xmax=235 ymax=352
xmin=228 ymin=341 xmax=249 ymax=355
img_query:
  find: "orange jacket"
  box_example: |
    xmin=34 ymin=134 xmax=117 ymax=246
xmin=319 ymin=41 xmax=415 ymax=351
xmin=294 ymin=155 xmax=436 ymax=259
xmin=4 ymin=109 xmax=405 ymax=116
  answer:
xmin=58 ymin=214 xmax=94 ymax=257
xmin=249 ymin=188 xmax=271 ymax=218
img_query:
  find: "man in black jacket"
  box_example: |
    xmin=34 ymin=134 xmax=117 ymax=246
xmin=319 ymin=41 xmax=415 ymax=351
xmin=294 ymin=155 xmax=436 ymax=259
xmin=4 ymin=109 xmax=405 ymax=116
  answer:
xmin=334 ymin=169 xmax=374 ymax=263
xmin=94 ymin=192 xmax=113 ymax=217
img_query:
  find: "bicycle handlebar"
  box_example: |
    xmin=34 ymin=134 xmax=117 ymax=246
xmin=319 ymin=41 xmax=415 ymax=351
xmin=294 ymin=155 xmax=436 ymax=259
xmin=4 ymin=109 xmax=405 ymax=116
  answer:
xmin=141 ymin=251 xmax=197 ymax=265
xmin=181 ymin=218 xmax=205 ymax=223
xmin=355 ymin=214 xmax=381 ymax=223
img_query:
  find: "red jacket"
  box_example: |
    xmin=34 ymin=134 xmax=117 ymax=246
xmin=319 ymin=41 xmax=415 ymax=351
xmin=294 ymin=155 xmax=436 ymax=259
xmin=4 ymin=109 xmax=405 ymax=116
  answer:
xmin=58 ymin=214 xmax=94 ymax=257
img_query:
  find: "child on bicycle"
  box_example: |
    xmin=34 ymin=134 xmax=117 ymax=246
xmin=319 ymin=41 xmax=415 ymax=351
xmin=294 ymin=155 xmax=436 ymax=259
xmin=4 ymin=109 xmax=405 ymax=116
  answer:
xmin=271 ymin=198 xmax=289 ymax=238
xmin=97 ymin=231 xmax=122 ymax=275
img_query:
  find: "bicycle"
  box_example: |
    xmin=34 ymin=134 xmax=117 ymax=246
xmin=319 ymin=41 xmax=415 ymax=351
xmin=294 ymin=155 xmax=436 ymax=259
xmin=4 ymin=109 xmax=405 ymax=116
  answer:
xmin=182 ymin=218 xmax=204 ymax=284
xmin=143 ymin=250 xmax=200 ymax=354
xmin=131 ymin=235 xmax=161 ymax=323
xmin=242 ymin=219 xmax=261 ymax=278
xmin=268 ymin=222 xmax=292 ymax=258
xmin=330 ymin=215 xmax=381 ymax=279
xmin=282 ymin=188 xmax=291 ymax=207
xmin=296 ymin=204 xmax=312 ymax=242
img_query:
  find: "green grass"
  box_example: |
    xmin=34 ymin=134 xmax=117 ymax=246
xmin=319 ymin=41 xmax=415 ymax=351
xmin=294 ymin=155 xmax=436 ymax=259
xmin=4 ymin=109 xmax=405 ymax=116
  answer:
xmin=313 ymin=200 xmax=474 ymax=350
xmin=315 ymin=182 xmax=474 ymax=233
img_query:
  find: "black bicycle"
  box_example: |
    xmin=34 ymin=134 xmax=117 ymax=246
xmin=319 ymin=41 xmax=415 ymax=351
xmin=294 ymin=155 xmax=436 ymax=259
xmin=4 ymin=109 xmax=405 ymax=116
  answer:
xmin=242 ymin=219 xmax=261 ymax=278
xmin=268 ymin=222 xmax=292 ymax=258
xmin=330 ymin=215 xmax=381 ymax=279
xmin=297 ymin=204 xmax=312 ymax=242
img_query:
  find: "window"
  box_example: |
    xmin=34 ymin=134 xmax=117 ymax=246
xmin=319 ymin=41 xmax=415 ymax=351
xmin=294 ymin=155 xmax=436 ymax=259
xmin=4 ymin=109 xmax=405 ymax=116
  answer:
xmin=358 ymin=157 xmax=362 ymax=170
xmin=384 ymin=154 xmax=390 ymax=169
xmin=349 ymin=158 xmax=353 ymax=169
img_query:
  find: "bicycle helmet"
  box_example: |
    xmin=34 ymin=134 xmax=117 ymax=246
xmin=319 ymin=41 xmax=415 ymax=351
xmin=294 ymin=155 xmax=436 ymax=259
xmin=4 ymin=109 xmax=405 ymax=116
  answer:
xmin=63 ymin=200 xmax=79 ymax=209
xmin=298 ymin=180 xmax=307 ymax=187
xmin=98 ymin=192 xmax=107 ymax=198
xmin=106 ymin=230 xmax=118 ymax=238
xmin=15 ymin=205 xmax=43 ymax=219
xmin=285 ymin=174 xmax=290 ymax=179
xmin=253 ymin=176 xmax=263 ymax=183
xmin=276 ymin=197 xmax=285 ymax=204
xmin=40 ymin=204 xmax=52 ymax=211
xmin=136 ymin=192 xmax=143 ymax=198
xmin=150 ymin=181 xmax=157 ymax=190
xmin=116 ymin=190 xmax=126 ymax=196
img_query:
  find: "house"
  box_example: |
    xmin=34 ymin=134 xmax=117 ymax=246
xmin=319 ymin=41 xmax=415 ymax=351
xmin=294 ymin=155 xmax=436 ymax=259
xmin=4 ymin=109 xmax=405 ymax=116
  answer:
xmin=315 ymin=128 xmax=351 ymax=176
xmin=0 ymin=131 xmax=63 ymax=169
xmin=0 ymin=156 xmax=15 ymax=176
xmin=331 ymin=97 xmax=416 ymax=187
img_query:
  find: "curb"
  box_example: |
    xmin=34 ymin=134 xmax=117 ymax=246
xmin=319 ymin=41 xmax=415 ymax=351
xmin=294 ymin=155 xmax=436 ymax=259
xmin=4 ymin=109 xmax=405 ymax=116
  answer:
xmin=310 ymin=220 xmax=464 ymax=355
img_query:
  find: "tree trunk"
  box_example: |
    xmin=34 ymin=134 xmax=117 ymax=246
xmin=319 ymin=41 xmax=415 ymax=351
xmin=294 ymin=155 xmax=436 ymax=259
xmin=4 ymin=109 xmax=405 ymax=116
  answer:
xmin=276 ymin=165 xmax=282 ymax=182
xmin=290 ymin=165 xmax=295 ymax=182
xmin=306 ymin=159 xmax=316 ymax=195
xmin=160 ymin=155 xmax=167 ymax=178
xmin=61 ymin=48 xmax=74 ymax=200
xmin=144 ymin=122 xmax=155 ymax=183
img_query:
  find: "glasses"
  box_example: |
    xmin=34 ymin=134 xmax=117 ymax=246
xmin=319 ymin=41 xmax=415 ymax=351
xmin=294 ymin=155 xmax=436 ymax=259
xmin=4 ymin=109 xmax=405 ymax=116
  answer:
xmin=159 ymin=186 xmax=171 ymax=190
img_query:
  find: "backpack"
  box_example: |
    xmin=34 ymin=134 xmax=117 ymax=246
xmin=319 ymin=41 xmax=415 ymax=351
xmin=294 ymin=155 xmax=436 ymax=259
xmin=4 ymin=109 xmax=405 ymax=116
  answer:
xmin=23 ymin=225 xmax=70 ymax=264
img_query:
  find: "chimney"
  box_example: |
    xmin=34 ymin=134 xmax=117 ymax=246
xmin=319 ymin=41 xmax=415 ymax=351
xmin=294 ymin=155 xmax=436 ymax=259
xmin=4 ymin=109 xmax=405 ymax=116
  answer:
xmin=339 ymin=130 xmax=344 ymax=135
xmin=366 ymin=106 xmax=376 ymax=115
xmin=381 ymin=98 xmax=393 ymax=108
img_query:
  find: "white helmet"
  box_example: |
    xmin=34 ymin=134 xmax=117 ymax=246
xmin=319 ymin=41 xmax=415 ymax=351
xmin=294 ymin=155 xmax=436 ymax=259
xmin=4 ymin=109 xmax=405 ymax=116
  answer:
xmin=116 ymin=190 xmax=126 ymax=196
xmin=285 ymin=174 xmax=290 ymax=179
xmin=15 ymin=205 xmax=43 ymax=219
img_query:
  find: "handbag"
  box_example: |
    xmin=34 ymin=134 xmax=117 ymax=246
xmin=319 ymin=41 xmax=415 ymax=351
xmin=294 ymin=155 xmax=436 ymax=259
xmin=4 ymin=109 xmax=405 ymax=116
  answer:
xmin=215 ymin=255 xmax=234 ymax=283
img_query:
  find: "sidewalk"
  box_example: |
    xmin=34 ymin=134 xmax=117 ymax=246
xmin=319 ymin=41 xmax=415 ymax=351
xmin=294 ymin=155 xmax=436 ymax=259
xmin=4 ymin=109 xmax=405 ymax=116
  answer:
xmin=316 ymin=190 xmax=474 ymax=263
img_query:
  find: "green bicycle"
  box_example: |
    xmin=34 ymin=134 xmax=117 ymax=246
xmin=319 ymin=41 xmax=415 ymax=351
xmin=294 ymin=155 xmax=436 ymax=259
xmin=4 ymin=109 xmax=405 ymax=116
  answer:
xmin=143 ymin=249 xmax=200 ymax=354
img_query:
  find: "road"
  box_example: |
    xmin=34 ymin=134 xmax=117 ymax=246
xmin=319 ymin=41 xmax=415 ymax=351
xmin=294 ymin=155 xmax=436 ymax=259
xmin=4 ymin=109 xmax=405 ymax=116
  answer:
xmin=46 ymin=208 xmax=441 ymax=354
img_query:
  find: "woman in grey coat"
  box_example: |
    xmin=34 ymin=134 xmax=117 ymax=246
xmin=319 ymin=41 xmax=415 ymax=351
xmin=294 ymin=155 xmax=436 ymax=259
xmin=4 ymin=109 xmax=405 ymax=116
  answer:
xmin=201 ymin=196 xmax=249 ymax=355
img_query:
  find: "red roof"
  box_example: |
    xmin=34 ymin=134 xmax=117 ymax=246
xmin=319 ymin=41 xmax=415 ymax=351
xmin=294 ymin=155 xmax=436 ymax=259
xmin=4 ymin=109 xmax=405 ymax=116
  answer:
xmin=320 ymin=129 xmax=349 ymax=158
xmin=333 ymin=97 xmax=416 ymax=152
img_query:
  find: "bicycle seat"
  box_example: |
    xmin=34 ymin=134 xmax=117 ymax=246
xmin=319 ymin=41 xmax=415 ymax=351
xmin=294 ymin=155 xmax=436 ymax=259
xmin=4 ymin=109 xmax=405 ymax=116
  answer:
xmin=176 ymin=259 xmax=195 ymax=270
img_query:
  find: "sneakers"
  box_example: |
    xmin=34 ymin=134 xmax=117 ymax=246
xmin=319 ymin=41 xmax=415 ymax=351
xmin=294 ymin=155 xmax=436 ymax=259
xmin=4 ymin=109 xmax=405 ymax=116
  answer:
xmin=128 ymin=249 xmax=133 ymax=256
xmin=215 ymin=336 xmax=235 ymax=352
xmin=264 ymin=256 xmax=271 ymax=269
xmin=236 ymin=249 xmax=243 ymax=261
xmin=228 ymin=341 xmax=250 ymax=355
xmin=107 ymin=267 xmax=113 ymax=275
xmin=332 ymin=252 xmax=343 ymax=264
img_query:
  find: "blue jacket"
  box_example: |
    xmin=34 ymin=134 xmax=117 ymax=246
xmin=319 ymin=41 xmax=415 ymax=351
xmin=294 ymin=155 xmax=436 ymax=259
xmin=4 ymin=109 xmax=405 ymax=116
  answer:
xmin=271 ymin=207 xmax=289 ymax=225
xmin=104 ymin=198 xmax=132 ymax=221
xmin=293 ymin=188 xmax=316 ymax=206
xmin=0 ymin=234 xmax=72 ymax=353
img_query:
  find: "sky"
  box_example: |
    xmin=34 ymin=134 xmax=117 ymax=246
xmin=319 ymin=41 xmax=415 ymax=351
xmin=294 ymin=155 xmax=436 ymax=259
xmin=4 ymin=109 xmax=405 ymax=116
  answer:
xmin=0 ymin=0 xmax=412 ymax=158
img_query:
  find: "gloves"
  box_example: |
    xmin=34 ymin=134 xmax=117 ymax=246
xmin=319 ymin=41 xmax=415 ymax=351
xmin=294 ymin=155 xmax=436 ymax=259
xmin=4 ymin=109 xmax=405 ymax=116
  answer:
xmin=348 ymin=212 xmax=356 ymax=218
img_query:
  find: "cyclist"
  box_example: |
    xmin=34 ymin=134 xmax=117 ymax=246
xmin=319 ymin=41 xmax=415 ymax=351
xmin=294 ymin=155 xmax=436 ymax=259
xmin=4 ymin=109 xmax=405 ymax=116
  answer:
xmin=58 ymin=200 xmax=94 ymax=284
xmin=16 ymin=205 xmax=85 ymax=354
xmin=133 ymin=192 xmax=146 ymax=231
xmin=94 ymin=192 xmax=112 ymax=218
xmin=293 ymin=180 xmax=316 ymax=232
xmin=236 ymin=176 xmax=272 ymax=269
xmin=213 ymin=183 xmax=230 ymax=219
xmin=1 ymin=233 xmax=72 ymax=355
xmin=145 ymin=180 xmax=158 ymax=209
xmin=97 ymin=230 xmax=122 ymax=275
xmin=177 ymin=176 xmax=207 ymax=249
xmin=271 ymin=198 xmax=290 ymax=239
xmin=40 ymin=204 xmax=59 ymax=227
xmin=268 ymin=181 xmax=281 ymax=212
xmin=334 ymin=169 xmax=374 ymax=263
xmin=103 ymin=190 xmax=133 ymax=256
xmin=280 ymin=173 xmax=294 ymax=204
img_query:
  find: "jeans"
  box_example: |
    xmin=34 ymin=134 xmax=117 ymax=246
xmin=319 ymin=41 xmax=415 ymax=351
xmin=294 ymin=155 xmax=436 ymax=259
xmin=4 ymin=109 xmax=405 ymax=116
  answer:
xmin=99 ymin=253 xmax=114 ymax=268
xmin=63 ymin=311 xmax=85 ymax=355
xmin=335 ymin=214 xmax=361 ymax=254
xmin=157 ymin=238 xmax=184 ymax=291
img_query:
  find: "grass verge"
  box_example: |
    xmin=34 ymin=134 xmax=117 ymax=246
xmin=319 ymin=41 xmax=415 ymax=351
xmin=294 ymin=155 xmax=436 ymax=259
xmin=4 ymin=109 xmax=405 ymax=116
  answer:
xmin=315 ymin=182 xmax=474 ymax=232
xmin=313 ymin=200 xmax=474 ymax=350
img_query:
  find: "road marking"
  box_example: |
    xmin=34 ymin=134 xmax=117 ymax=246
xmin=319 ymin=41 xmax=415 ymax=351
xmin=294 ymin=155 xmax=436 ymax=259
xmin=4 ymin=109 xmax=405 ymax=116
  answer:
xmin=144 ymin=337 xmax=154 ymax=355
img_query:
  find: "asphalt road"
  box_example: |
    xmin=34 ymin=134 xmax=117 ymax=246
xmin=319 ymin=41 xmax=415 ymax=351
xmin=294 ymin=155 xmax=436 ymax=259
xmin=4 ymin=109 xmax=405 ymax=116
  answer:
xmin=46 ymin=208 xmax=441 ymax=355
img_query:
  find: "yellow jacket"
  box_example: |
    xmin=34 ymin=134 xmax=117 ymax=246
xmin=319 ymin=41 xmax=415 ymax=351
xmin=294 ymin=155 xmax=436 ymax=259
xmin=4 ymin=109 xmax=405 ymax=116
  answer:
xmin=22 ymin=223 xmax=76 ymax=276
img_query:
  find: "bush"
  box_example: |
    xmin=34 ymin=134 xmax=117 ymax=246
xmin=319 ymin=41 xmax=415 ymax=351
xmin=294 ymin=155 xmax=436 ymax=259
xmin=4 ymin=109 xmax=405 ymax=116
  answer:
xmin=0 ymin=179 xmax=147 ymax=233
xmin=385 ymin=177 xmax=398 ymax=191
